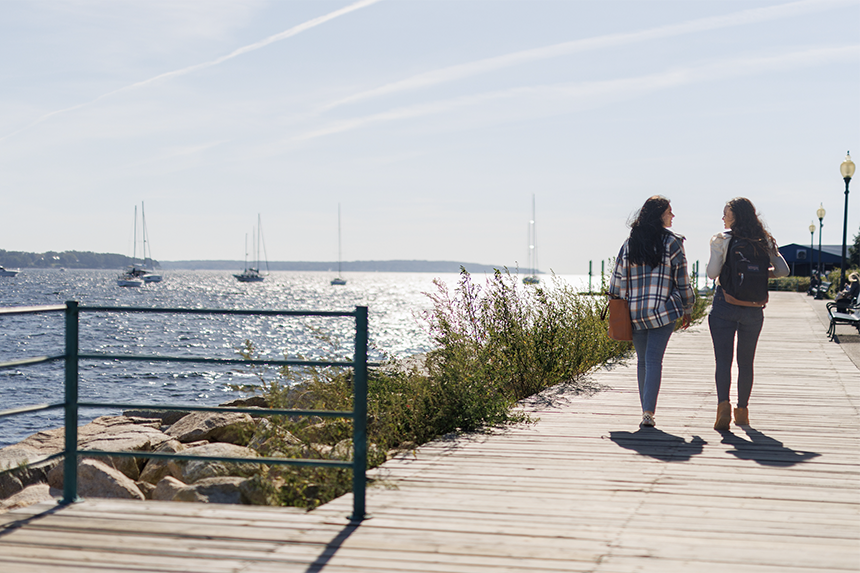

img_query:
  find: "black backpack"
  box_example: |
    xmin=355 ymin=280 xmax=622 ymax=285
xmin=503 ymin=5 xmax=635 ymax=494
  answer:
xmin=719 ymin=235 xmax=770 ymax=304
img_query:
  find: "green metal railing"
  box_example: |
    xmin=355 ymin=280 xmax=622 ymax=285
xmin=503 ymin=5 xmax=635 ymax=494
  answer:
xmin=0 ymin=301 xmax=369 ymax=521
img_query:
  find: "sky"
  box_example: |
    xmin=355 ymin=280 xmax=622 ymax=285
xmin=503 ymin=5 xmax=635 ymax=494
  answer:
xmin=1 ymin=0 xmax=858 ymax=274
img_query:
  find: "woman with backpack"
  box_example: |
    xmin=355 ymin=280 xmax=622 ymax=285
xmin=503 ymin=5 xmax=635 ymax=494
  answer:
xmin=609 ymin=196 xmax=695 ymax=428
xmin=706 ymin=197 xmax=789 ymax=430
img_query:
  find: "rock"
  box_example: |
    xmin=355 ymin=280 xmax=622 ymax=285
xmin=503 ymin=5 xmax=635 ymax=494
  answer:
xmin=171 ymin=477 xmax=249 ymax=504
xmin=122 ymin=409 xmax=190 ymax=426
xmin=239 ymin=475 xmax=283 ymax=506
xmin=136 ymin=481 xmax=157 ymax=500
xmin=166 ymin=442 xmax=259 ymax=484
xmin=1 ymin=416 xmax=172 ymax=484
xmin=138 ymin=439 xmax=187 ymax=485
xmin=152 ymin=476 xmax=185 ymax=501
xmin=75 ymin=459 xmax=144 ymax=500
xmin=0 ymin=472 xmax=24 ymax=500
xmin=165 ymin=412 xmax=255 ymax=445
xmin=0 ymin=483 xmax=60 ymax=513
xmin=247 ymin=419 xmax=301 ymax=453
xmin=219 ymin=396 xmax=269 ymax=409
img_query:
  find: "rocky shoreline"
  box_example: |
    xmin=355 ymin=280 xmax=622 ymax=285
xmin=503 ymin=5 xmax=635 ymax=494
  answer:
xmin=0 ymin=397 xmax=356 ymax=513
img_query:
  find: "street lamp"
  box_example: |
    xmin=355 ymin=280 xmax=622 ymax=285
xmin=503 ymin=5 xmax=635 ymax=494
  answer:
xmin=839 ymin=151 xmax=855 ymax=288
xmin=809 ymin=222 xmax=816 ymax=280
xmin=816 ymin=203 xmax=826 ymax=299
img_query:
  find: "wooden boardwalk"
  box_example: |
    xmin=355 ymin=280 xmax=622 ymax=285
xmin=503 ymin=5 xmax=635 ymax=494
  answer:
xmin=1 ymin=292 xmax=857 ymax=572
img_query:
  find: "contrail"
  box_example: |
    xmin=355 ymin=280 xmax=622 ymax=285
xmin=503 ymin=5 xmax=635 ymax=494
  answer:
xmin=297 ymin=45 xmax=860 ymax=141
xmin=322 ymin=0 xmax=853 ymax=110
xmin=0 ymin=0 xmax=381 ymax=143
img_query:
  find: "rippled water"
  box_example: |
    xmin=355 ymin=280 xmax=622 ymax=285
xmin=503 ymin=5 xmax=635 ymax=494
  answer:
xmin=0 ymin=269 xmax=591 ymax=448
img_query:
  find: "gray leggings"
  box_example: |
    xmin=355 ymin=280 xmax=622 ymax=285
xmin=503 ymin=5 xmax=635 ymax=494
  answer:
xmin=708 ymin=287 xmax=764 ymax=408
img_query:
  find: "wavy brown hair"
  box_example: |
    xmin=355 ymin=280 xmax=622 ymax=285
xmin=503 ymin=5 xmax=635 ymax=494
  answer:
xmin=726 ymin=197 xmax=775 ymax=255
xmin=628 ymin=195 xmax=671 ymax=267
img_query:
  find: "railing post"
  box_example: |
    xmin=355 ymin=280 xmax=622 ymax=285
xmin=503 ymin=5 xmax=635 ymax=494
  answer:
xmin=62 ymin=301 xmax=80 ymax=504
xmin=350 ymin=305 xmax=368 ymax=521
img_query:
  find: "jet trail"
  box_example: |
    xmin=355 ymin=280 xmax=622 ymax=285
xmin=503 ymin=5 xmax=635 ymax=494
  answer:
xmin=323 ymin=0 xmax=853 ymax=110
xmin=0 ymin=0 xmax=381 ymax=143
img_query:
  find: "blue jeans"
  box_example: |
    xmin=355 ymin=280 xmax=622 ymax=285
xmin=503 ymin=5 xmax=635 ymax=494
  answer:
xmin=631 ymin=322 xmax=675 ymax=413
xmin=708 ymin=287 xmax=764 ymax=408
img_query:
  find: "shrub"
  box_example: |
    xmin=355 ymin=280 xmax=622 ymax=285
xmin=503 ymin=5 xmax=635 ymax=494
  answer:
xmin=769 ymin=276 xmax=811 ymax=292
xmin=234 ymin=268 xmax=708 ymax=508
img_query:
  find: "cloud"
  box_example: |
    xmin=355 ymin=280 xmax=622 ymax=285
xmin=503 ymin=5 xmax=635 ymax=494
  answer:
xmin=0 ymin=0 xmax=381 ymax=143
xmin=322 ymin=0 xmax=854 ymax=110
xmin=297 ymin=45 xmax=860 ymax=141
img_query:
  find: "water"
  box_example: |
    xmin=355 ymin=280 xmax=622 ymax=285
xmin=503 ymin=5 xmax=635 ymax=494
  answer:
xmin=0 ymin=269 xmax=593 ymax=448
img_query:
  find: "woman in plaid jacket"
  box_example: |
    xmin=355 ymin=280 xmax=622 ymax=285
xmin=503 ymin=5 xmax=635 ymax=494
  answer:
xmin=609 ymin=196 xmax=695 ymax=428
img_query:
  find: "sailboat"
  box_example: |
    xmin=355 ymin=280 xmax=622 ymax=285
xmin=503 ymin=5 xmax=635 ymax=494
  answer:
xmin=234 ymin=214 xmax=268 ymax=282
xmin=117 ymin=205 xmax=144 ymax=287
xmin=331 ymin=203 xmax=346 ymax=286
xmin=140 ymin=202 xmax=162 ymax=283
xmin=523 ymin=194 xmax=540 ymax=285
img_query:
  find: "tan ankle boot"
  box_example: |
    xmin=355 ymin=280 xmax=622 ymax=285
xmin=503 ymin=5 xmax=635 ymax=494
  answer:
xmin=714 ymin=400 xmax=731 ymax=430
xmin=734 ymin=407 xmax=749 ymax=426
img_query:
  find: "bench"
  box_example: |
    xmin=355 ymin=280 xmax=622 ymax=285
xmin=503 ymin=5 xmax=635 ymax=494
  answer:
xmin=826 ymin=297 xmax=860 ymax=339
xmin=809 ymin=280 xmax=832 ymax=298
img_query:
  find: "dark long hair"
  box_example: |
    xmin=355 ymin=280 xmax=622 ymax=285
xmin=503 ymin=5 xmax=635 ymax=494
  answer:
xmin=726 ymin=197 xmax=774 ymax=255
xmin=628 ymin=195 xmax=671 ymax=267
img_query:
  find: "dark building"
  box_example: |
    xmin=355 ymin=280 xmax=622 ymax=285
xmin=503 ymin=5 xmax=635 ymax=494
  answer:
xmin=779 ymin=243 xmax=843 ymax=277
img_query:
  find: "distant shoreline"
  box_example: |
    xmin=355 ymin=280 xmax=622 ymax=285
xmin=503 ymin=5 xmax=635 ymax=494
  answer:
xmin=160 ymin=260 xmax=517 ymax=273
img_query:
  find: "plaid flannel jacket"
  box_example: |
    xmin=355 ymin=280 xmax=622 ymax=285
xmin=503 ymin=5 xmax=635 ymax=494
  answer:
xmin=608 ymin=232 xmax=695 ymax=330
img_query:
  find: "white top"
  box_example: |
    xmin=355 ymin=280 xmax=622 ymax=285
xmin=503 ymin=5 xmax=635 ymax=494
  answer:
xmin=706 ymin=231 xmax=790 ymax=281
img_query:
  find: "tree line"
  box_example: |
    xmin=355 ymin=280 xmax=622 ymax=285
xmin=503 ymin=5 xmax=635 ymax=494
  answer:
xmin=0 ymin=249 xmax=151 ymax=269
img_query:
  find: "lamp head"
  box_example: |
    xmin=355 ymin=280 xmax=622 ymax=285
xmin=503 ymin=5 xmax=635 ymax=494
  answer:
xmin=817 ymin=203 xmax=826 ymax=221
xmin=841 ymin=151 xmax=855 ymax=180
xmin=809 ymin=223 xmax=816 ymax=234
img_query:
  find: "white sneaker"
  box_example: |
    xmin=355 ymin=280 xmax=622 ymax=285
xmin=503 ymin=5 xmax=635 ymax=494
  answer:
xmin=640 ymin=412 xmax=655 ymax=427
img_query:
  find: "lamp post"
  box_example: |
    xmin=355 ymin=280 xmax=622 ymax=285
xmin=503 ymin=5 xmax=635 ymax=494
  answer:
xmin=839 ymin=152 xmax=855 ymax=288
xmin=816 ymin=203 xmax=826 ymax=299
xmin=809 ymin=222 xmax=816 ymax=279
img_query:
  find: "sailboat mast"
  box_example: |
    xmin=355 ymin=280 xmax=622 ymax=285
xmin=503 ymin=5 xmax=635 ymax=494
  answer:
xmin=531 ymin=194 xmax=537 ymax=276
xmin=141 ymin=202 xmax=148 ymax=263
xmin=256 ymin=214 xmax=262 ymax=271
xmin=337 ymin=203 xmax=342 ymax=276
xmin=529 ymin=194 xmax=536 ymax=276
xmin=133 ymin=205 xmax=138 ymax=263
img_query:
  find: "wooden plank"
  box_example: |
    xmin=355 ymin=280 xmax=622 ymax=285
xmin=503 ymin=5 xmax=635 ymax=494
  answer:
xmin=0 ymin=292 xmax=856 ymax=572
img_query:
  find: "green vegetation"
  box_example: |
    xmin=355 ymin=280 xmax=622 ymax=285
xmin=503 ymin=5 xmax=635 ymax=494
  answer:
xmin=769 ymin=276 xmax=812 ymax=292
xmin=235 ymin=269 xmax=709 ymax=509
xmin=0 ymin=249 xmax=142 ymax=269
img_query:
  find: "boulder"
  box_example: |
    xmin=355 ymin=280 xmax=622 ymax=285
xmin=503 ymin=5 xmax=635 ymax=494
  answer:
xmin=219 ymin=396 xmax=269 ymax=409
xmin=122 ymin=409 xmax=190 ymax=426
xmin=166 ymin=442 xmax=259 ymax=484
xmin=138 ymin=439 xmax=190 ymax=485
xmin=171 ymin=477 xmax=249 ymax=504
xmin=165 ymin=412 xmax=255 ymax=445
xmin=247 ymin=419 xmax=301 ymax=453
xmin=0 ymin=483 xmax=60 ymax=513
xmin=152 ymin=476 xmax=185 ymax=501
xmin=136 ymin=481 xmax=157 ymax=500
xmin=0 ymin=472 xmax=24 ymax=500
xmin=1 ymin=416 xmax=172 ymax=484
xmin=70 ymin=459 xmax=144 ymax=500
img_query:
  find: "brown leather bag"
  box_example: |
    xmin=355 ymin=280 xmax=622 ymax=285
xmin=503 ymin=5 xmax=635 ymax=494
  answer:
xmin=603 ymin=245 xmax=633 ymax=342
xmin=604 ymin=297 xmax=633 ymax=341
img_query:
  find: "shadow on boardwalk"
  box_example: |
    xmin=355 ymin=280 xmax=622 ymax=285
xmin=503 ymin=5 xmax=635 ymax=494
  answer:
xmin=609 ymin=428 xmax=707 ymax=462
xmin=720 ymin=427 xmax=821 ymax=467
